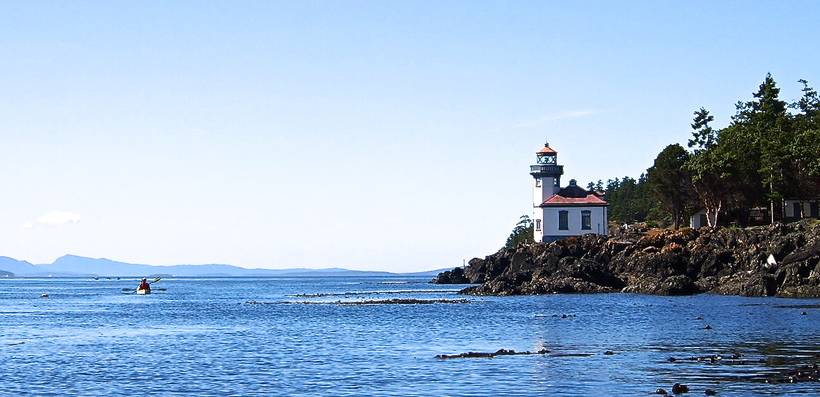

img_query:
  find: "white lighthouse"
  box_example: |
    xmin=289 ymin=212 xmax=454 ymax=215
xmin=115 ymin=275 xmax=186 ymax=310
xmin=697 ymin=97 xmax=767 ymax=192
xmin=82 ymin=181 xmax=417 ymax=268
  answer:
xmin=530 ymin=141 xmax=608 ymax=243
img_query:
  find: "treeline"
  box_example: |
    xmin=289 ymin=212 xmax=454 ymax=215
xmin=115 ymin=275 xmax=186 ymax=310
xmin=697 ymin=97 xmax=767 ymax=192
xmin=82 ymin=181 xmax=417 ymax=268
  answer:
xmin=594 ymin=74 xmax=820 ymax=228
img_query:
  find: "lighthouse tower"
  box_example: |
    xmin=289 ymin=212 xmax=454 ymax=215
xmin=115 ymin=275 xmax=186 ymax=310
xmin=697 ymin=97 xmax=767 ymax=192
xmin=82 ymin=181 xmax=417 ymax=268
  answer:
xmin=530 ymin=142 xmax=563 ymax=206
xmin=531 ymin=142 xmax=564 ymax=242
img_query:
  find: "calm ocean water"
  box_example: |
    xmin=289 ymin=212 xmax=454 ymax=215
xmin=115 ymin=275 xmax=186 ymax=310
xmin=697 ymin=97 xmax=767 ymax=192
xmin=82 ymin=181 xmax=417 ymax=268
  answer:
xmin=1 ymin=277 xmax=818 ymax=396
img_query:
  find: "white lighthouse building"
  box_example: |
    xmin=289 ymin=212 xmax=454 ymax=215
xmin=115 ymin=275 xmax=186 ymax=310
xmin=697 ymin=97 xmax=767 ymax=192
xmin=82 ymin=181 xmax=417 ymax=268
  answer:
xmin=530 ymin=142 xmax=608 ymax=243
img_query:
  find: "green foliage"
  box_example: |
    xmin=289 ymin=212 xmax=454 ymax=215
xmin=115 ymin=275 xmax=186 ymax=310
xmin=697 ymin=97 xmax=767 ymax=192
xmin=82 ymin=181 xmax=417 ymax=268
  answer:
xmin=600 ymin=74 xmax=820 ymax=228
xmin=647 ymin=144 xmax=691 ymax=229
xmin=684 ymin=143 xmax=731 ymax=226
xmin=604 ymin=174 xmax=658 ymax=224
xmin=504 ymin=215 xmax=534 ymax=248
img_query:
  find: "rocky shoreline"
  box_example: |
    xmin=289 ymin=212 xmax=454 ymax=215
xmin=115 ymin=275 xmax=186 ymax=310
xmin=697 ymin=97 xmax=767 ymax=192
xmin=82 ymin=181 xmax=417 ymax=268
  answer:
xmin=433 ymin=220 xmax=820 ymax=297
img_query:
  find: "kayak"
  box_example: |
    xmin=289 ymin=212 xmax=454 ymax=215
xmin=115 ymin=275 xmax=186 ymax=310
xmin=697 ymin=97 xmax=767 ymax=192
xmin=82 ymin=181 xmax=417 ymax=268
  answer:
xmin=136 ymin=288 xmax=151 ymax=295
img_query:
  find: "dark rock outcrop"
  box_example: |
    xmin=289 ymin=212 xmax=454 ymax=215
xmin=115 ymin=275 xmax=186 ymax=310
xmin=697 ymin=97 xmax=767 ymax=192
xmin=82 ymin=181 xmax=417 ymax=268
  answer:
xmin=431 ymin=266 xmax=470 ymax=284
xmin=434 ymin=221 xmax=820 ymax=297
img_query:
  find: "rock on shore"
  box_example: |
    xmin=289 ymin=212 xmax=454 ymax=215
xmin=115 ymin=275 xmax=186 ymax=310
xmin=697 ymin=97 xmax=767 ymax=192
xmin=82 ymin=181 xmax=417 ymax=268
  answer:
xmin=433 ymin=220 xmax=820 ymax=297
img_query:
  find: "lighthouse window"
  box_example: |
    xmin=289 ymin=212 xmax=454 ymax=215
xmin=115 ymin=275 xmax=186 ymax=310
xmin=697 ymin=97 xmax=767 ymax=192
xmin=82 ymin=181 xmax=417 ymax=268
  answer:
xmin=535 ymin=179 xmax=541 ymax=187
xmin=535 ymin=219 xmax=541 ymax=231
xmin=558 ymin=211 xmax=568 ymax=230
xmin=581 ymin=210 xmax=591 ymax=230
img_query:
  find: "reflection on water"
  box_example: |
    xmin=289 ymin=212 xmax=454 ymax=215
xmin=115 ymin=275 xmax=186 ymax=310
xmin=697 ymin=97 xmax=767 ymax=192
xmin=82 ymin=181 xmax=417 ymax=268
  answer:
xmin=1 ymin=278 xmax=818 ymax=396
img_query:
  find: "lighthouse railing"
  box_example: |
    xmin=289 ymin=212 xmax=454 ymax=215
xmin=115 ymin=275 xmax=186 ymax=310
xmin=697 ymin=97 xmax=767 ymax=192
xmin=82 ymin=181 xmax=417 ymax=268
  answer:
xmin=529 ymin=165 xmax=563 ymax=174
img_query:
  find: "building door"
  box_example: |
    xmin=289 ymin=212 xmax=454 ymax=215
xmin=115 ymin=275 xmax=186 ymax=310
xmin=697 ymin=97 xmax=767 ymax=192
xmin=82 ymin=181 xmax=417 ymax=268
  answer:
xmin=699 ymin=214 xmax=708 ymax=227
xmin=811 ymin=202 xmax=819 ymax=218
xmin=793 ymin=202 xmax=802 ymax=219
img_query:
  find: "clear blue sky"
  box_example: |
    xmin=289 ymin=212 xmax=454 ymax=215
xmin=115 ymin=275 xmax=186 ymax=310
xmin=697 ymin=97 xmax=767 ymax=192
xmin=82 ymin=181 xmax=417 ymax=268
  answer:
xmin=1 ymin=1 xmax=818 ymax=271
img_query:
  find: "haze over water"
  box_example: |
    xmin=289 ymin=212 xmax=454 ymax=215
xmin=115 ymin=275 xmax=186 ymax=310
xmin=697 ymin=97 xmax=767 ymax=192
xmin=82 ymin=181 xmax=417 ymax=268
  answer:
xmin=2 ymin=277 xmax=818 ymax=396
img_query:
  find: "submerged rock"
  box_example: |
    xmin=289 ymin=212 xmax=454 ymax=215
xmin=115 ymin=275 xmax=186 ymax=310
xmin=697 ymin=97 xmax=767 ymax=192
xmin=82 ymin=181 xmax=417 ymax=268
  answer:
xmin=433 ymin=220 xmax=820 ymax=298
xmin=671 ymin=383 xmax=689 ymax=394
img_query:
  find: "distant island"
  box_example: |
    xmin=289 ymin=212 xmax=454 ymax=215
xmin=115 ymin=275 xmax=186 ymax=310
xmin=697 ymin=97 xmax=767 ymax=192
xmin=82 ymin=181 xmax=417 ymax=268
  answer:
xmin=0 ymin=255 xmax=447 ymax=278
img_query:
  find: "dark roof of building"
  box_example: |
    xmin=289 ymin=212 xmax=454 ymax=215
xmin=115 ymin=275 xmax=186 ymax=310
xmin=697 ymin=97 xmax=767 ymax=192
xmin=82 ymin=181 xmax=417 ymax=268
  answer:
xmin=540 ymin=179 xmax=608 ymax=207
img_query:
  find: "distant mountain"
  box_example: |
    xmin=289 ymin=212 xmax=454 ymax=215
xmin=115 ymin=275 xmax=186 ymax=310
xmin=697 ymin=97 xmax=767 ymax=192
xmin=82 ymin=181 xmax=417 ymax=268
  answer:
xmin=0 ymin=257 xmax=39 ymax=275
xmin=0 ymin=254 xmax=448 ymax=278
xmin=39 ymin=255 xmax=246 ymax=277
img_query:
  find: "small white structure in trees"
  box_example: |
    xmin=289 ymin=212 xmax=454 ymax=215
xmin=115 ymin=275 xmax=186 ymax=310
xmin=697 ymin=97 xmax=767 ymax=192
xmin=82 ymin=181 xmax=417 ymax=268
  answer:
xmin=784 ymin=198 xmax=820 ymax=220
xmin=690 ymin=198 xmax=818 ymax=229
xmin=530 ymin=142 xmax=608 ymax=243
xmin=689 ymin=209 xmax=717 ymax=229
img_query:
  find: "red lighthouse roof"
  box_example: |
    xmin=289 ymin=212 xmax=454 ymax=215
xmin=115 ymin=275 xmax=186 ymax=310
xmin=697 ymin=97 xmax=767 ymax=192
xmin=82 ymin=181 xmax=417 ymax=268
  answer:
xmin=540 ymin=194 xmax=607 ymax=207
xmin=536 ymin=143 xmax=557 ymax=155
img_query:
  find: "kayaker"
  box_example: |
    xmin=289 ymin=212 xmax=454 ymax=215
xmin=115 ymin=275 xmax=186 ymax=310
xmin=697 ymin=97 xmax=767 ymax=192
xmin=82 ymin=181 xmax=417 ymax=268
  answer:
xmin=137 ymin=278 xmax=151 ymax=292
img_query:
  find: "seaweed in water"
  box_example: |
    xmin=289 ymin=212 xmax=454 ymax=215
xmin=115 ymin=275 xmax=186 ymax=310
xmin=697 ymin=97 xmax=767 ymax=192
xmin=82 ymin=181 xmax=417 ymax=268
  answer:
xmin=436 ymin=349 xmax=549 ymax=359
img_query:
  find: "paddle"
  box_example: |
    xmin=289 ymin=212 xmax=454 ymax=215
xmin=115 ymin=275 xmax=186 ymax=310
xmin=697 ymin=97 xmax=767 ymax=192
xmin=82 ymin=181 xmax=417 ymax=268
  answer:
xmin=121 ymin=277 xmax=163 ymax=293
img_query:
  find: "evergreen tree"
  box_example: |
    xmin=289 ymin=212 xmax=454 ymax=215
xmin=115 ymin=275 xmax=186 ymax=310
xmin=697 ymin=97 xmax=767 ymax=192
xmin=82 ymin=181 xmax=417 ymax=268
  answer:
xmin=688 ymin=108 xmax=717 ymax=153
xmin=793 ymin=79 xmax=820 ymax=115
xmin=683 ymin=107 xmax=734 ymax=227
xmin=504 ymin=215 xmax=534 ymax=248
xmin=742 ymin=73 xmax=791 ymax=222
xmin=789 ymin=79 xmax=820 ymax=200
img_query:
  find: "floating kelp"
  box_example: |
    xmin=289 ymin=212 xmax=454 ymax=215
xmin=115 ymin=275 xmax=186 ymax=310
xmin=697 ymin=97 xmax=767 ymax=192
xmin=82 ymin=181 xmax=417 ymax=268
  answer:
xmin=663 ymin=350 xmax=820 ymax=384
xmin=288 ymin=289 xmax=459 ymax=298
xmin=667 ymin=353 xmax=765 ymax=365
xmin=436 ymin=348 xmax=549 ymax=359
xmin=245 ymin=298 xmax=470 ymax=305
